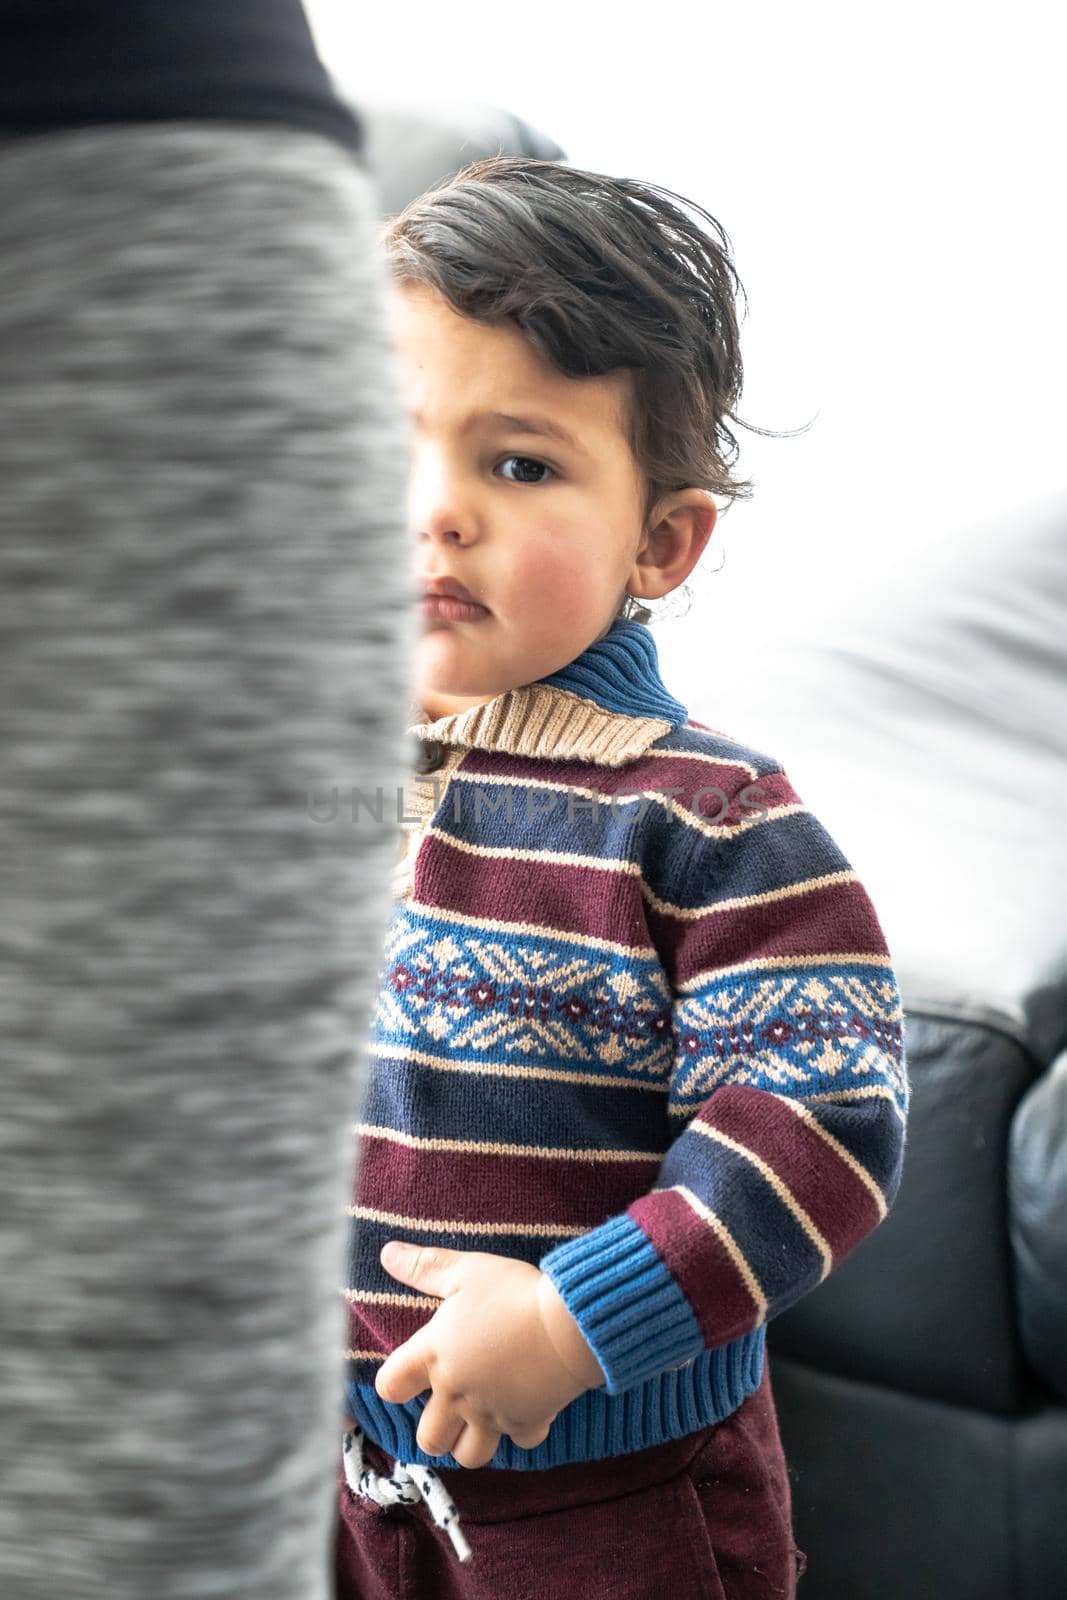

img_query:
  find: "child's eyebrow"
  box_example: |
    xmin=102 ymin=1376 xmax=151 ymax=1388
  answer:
xmin=413 ymin=408 xmax=585 ymax=454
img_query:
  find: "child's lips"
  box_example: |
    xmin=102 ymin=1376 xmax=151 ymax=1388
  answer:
xmin=421 ymin=594 xmax=491 ymax=622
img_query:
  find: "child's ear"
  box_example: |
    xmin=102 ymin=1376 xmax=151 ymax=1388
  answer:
xmin=630 ymin=490 xmax=716 ymax=601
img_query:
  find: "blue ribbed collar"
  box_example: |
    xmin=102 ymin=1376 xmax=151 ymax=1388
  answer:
xmin=536 ymin=617 xmax=687 ymax=727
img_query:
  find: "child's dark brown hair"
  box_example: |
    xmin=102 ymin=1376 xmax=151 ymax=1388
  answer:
xmin=380 ymin=157 xmax=787 ymax=622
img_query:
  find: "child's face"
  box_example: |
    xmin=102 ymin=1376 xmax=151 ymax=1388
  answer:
xmin=390 ymin=284 xmax=655 ymax=720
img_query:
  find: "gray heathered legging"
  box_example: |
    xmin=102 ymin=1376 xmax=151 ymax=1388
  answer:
xmin=0 ymin=126 xmax=413 ymax=1598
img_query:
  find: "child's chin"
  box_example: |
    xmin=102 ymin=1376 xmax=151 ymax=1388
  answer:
xmin=417 ymin=632 xmax=489 ymax=673
xmin=415 ymin=657 xmax=500 ymax=707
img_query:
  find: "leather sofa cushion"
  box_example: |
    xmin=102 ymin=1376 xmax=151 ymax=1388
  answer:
xmin=769 ymin=1010 xmax=1038 ymax=1412
xmin=1009 ymin=1048 xmax=1067 ymax=1399
xmin=770 ymin=1354 xmax=1067 ymax=1600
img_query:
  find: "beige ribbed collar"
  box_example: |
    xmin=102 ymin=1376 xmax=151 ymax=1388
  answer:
xmin=407 ymin=681 xmax=676 ymax=768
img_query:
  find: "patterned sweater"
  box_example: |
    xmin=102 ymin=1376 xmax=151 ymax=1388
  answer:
xmin=343 ymin=617 xmax=909 ymax=1470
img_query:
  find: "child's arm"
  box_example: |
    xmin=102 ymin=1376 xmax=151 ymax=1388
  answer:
xmin=537 ymin=764 xmax=909 ymax=1395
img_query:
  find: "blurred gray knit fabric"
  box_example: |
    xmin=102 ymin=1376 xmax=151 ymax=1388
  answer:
xmin=0 ymin=126 xmax=414 ymax=1597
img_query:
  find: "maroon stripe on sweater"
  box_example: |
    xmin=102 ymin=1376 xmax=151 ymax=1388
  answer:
xmin=346 ymin=1294 xmax=430 ymax=1361
xmin=650 ymin=877 xmax=890 ymax=987
xmin=414 ymin=831 xmax=652 ymax=948
xmin=355 ymin=1135 xmax=661 ymax=1229
xmin=692 ymin=1085 xmax=884 ymax=1256
xmin=628 ymin=1187 xmax=762 ymax=1346
xmin=659 ymin=765 xmax=795 ymax=827
xmin=454 ymin=746 xmax=780 ymax=816
xmin=591 ymin=760 xmax=794 ymax=828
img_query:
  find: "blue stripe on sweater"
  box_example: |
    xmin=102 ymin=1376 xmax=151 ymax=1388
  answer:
xmin=643 ymin=805 xmax=855 ymax=911
xmin=347 ymin=1214 xmax=569 ymax=1292
xmin=641 ymin=720 xmax=782 ymax=775
xmin=433 ymin=771 xmax=650 ymax=857
xmin=362 ymin=1060 xmax=672 ymax=1153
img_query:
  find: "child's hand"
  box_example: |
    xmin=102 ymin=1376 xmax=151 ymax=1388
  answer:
xmin=373 ymin=1241 xmax=605 ymax=1469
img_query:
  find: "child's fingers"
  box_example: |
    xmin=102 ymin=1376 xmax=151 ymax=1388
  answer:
xmin=415 ymin=1390 xmax=464 ymax=1458
xmin=507 ymin=1418 xmax=554 ymax=1451
xmin=448 ymin=1419 xmax=501 ymax=1470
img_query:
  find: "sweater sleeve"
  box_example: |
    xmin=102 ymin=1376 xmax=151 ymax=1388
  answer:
xmin=538 ymin=765 xmax=909 ymax=1395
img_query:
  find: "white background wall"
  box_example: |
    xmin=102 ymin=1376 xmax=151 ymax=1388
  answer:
xmin=306 ymin=0 xmax=1064 ymax=673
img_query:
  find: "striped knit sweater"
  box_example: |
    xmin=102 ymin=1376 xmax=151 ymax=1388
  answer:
xmin=343 ymin=616 xmax=909 ymax=1470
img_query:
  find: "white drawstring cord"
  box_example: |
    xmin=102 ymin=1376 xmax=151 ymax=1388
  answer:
xmin=342 ymin=1424 xmax=473 ymax=1564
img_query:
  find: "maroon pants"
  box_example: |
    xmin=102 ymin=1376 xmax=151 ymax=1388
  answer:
xmin=333 ymin=1364 xmax=806 ymax=1599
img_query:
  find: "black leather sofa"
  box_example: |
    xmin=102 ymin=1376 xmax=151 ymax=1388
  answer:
xmin=699 ymin=499 xmax=1067 ymax=1600
xmin=356 ymin=96 xmax=1067 ymax=1599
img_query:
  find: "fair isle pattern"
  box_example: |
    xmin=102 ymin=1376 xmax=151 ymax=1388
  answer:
xmin=668 ymin=965 xmax=907 ymax=1119
xmin=343 ymin=618 xmax=908 ymax=1473
xmin=375 ymin=908 xmax=675 ymax=1078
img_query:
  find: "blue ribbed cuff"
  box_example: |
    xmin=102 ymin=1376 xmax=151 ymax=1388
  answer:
xmin=539 ymin=1213 xmax=704 ymax=1395
xmin=347 ymin=1325 xmax=766 ymax=1471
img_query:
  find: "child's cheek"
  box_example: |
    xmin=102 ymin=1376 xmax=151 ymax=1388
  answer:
xmin=507 ymin=541 xmax=609 ymax=629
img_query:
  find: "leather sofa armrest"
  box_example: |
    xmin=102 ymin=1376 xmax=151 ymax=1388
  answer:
xmin=1008 ymin=1049 xmax=1067 ymax=1398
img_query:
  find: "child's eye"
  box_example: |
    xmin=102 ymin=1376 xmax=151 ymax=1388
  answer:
xmin=495 ymin=454 xmax=556 ymax=486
